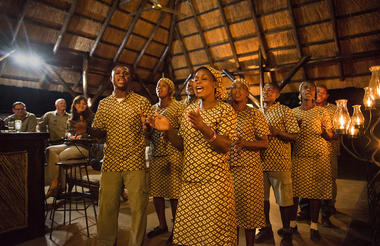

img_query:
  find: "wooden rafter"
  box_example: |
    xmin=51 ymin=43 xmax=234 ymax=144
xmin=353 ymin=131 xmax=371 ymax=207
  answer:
xmin=188 ymin=0 xmax=214 ymax=66
xmin=89 ymin=0 xmax=120 ymax=57
xmin=53 ymin=0 xmax=78 ymax=54
xmin=326 ymin=0 xmax=344 ymax=81
xmin=151 ymin=0 xmax=178 ymax=78
xmin=247 ymin=0 xmax=268 ymax=61
xmin=42 ymin=61 xmax=77 ymax=97
xmin=216 ymin=0 xmax=240 ymax=70
xmin=133 ymin=12 xmax=166 ymax=70
xmin=175 ymin=27 xmax=193 ymax=73
xmin=113 ymin=0 xmax=149 ymax=63
xmin=286 ymin=0 xmax=307 ymax=81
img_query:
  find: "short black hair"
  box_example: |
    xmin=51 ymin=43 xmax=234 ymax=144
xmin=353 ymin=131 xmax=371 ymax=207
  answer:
xmin=265 ymin=82 xmax=281 ymax=92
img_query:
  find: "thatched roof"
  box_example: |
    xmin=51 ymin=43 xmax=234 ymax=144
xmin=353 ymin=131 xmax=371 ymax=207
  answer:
xmin=0 ymin=0 xmax=379 ymax=101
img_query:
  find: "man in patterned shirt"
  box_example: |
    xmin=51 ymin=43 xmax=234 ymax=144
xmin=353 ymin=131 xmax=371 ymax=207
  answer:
xmin=92 ymin=65 xmax=154 ymax=246
xmin=257 ymin=83 xmax=299 ymax=246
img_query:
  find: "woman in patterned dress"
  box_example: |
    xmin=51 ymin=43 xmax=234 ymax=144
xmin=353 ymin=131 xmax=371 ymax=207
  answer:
xmin=229 ymin=78 xmax=269 ymax=246
xmin=182 ymin=78 xmax=197 ymax=107
xmin=290 ymin=81 xmax=333 ymax=241
xmin=148 ymin=66 xmax=238 ymax=245
xmin=147 ymin=77 xmax=184 ymax=241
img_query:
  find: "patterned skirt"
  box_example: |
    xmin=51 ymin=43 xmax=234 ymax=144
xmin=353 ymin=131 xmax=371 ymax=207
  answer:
xmin=230 ymin=164 xmax=265 ymax=229
xmin=173 ymin=172 xmax=237 ymax=245
xmin=149 ymin=153 xmax=182 ymax=199
xmin=292 ymin=155 xmax=333 ymax=200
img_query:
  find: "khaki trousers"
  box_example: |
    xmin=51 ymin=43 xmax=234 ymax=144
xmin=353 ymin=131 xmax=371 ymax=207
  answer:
xmin=97 ymin=169 xmax=148 ymax=246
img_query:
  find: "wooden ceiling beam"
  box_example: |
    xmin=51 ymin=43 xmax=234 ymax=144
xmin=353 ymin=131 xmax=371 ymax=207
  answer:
xmin=89 ymin=0 xmax=120 ymax=57
xmin=151 ymin=0 xmax=178 ymax=78
xmin=113 ymin=0 xmax=149 ymax=63
xmin=42 ymin=61 xmax=77 ymax=97
xmin=188 ymin=0 xmax=214 ymax=66
xmin=133 ymin=12 xmax=166 ymax=71
xmin=53 ymin=0 xmax=78 ymax=54
xmin=286 ymin=0 xmax=307 ymax=81
xmin=175 ymin=27 xmax=193 ymax=73
xmin=247 ymin=0 xmax=268 ymax=61
xmin=327 ymin=0 xmax=344 ymax=81
xmin=216 ymin=0 xmax=240 ymax=70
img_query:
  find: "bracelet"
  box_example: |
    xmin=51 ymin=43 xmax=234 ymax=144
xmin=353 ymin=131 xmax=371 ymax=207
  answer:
xmin=204 ymin=128 xmax=217 ymax=143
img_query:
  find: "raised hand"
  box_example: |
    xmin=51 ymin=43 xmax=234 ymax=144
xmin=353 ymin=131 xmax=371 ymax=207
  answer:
xmin=147 ymin=112 xmax=170 ymax=131
xmin=187 ymin=105 xmax=206 ymax=131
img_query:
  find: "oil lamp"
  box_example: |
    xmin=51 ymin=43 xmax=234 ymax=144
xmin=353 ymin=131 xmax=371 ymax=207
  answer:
xmin=351 ymin=105 xmax=365 ymax=129
xmin=333 ymin=99 xmax=351 ymax=134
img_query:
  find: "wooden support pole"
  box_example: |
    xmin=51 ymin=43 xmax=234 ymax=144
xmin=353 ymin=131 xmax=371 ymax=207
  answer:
xmin=175 ymin=27 xmax=193 ymax=73
xmin=258 ymin=49 xmax=264 ymax=108
xmin=247 ymin=0 xmax=268 ymax=61
xmin=279 ymin=56 xmax=311 ymax=90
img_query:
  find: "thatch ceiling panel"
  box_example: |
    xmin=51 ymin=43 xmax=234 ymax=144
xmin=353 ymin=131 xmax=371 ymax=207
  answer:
xmin=189 ymin=50 xmax=209 ymax=65
xmin=239 ymin=55 xmax=259 ymax=69
xmin=152 ymin=28 xmax=169 ymax=44
xmin=302 ymin=42 xmax=336 ymax=58
xmin=3 ymin=64 xmax=42 ymax=80
xmin=337 ymin=12 xmax=380 ymax=37
xmin=118 ymin=49 xmax=138 ymax=64
xmin=174 ymin=68 xmax=190 ymax=80
xmin=344 ymin=58 xmax=380 ymax=76
xmin=140 ymin=10 xmax=162 ymax=23
xmin=260 ymin=10 xmax=290 ymax=32
xmin=0 ymin=0 xmax=23 ymax=15
xmin=22 ymin=23 xmax=59 ymax=44
xmin=103 ymin=26 xmax=125 ymax=45
xmin=58 ymin=68 xmax=81 ymax=84
xmin=293 ymin=1 xmax=330 ymax=26
xmin=197 ymin=10 xmax=224 ymax=30
xmin=254 ymin=0 xmax=287 ymax=15
xmin=161 ymin=14 xmax=172 ymax=29
xmin=270 ymin=49 xmax=299 ymax=65
xmin=341 ymin=34 xmax=380 ymax=54
xmin=62 ymin=34 xmax=93 ymax=52
xmin=76 ymin=0 xmax=108 ymax=21
xmin=25 ymin=2 xmax=66 ymax=27
xmin=110 ymin=10 xmax=133 ymax=29
xmin=145 ymin=42 xmax=165 ymax=57
xmin=193 ymin=0 xmax=218 ymax=13
xmin=299 ymin=22 xmax=333 ymax=44
xmin=135 ymin=67 xmax=150 ymax=80
xmin=68 ymin=16 xmax=100 ymax=38
xmin=335 ymin=0 xmax=380 ymax=16
xmin=134 ymin=19 xmax=155 ymax=38
xmin=214 ymin=59 xmax=236 ymax=71
xmin=119 ymin=0 xmax=141 ymax=12
xmin=229 ymin=20 xmax=256 ymax=39
xmin=307 ymin=63 xmax=339 ymax=79
xmin=234 ymin=37 xmax=259 ymax=55
xmin=138 ymin=55 xmax=158 ymax=69
xmin=171 ymin=55 xmax=188 ymax=69
xmin=125 ymin=34 xmax=147 ymax=51
xmin=224 ymin=1 xmax=251 ymax=23
xmin=94 ymin=42 xmax=117 ymax=59
xmin=88 ymin=73 xmax=105 ymax=86
xmin=171 ymin=40 xmax=182 ymax=54
xmin=204 ymin=28 xmax=228 ymax=45
xmin=183 ymin=35 xmax=203 ymax=50
xmin=177 ymin=19 xmax=198 ymax=36
xmin=265 ymin=30 xmax=294 ymax=49
xmin=209 ymin=43 xmax=233 ymax=60
xmin=177 ymin=1 xmax=193 ymax=20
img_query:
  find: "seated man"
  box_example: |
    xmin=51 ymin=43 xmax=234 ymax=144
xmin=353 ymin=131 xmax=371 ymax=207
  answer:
xmin=4 ymin=101 xmax=37 ymax=132
xmin=38 ymin=98 xmax=70 ymax=143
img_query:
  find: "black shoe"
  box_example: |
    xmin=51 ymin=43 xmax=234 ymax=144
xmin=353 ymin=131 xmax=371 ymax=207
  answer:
xmin=147 ymin=226 xmax=168 ymax=238
xmin=278 ymin=226 xmax=297 ymax=237
xmin=280 ymin=232 xmax=293 ymax=246
xmin=296 ymin=212 xmax=310 ymax=221
xmin=321 ymin=217 xmax=333 ymax=227
xmin=254 ymin=227 xmax=274 ymax=243
xmin=310 ymin=229 xmax=321 ymax=241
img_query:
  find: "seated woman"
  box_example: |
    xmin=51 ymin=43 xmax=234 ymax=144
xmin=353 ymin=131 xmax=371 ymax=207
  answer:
xmin=45 ymin=95 xmax=94 ymax=198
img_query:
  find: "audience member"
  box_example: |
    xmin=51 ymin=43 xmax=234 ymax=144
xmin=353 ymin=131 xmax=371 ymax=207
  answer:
xmin=4 ymin=101 xmax=37 ymax=132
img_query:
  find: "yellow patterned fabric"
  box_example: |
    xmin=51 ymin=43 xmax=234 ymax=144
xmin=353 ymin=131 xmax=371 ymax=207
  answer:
xmin=173 ymin=100 xmax=237 ymax=245
xmin=92 ymin=92 xmax=153 ymax=172
xmin=261 ymin=103 xmax=300 ymax=171
xmin=229 ymin=107 xmax=269 ymax=229
xmin=292 ymin=106 xmax=333 ymax=199
xmin=181 ymin=97 xmax=198 ymax=108
xmin=149 ymin=100 xmax=184 ymax=199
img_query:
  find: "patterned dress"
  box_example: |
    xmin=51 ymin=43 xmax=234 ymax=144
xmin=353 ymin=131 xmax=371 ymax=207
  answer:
xmin=149 ymin=100 xmax=184 ymax=199
xmin=229 ymin=107 xmax=270 ymax=229
xmin=292 ymin=106 xmax=333 ymax=199
xmin=173 ymin=101 xmax=237 ymax=246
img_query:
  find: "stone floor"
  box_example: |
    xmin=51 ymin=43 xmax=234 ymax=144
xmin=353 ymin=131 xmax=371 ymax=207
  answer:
xmin=16 ymin=179 xmax=372 ymax=246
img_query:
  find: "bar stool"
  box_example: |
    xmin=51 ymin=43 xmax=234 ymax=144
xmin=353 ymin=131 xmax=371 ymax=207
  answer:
xmin=49 ymin=158 xmax=97 ymax=238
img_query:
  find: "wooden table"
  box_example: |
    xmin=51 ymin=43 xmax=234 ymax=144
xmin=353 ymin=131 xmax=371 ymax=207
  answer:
xmin=0 ymin=132 xmax=48 ymax=245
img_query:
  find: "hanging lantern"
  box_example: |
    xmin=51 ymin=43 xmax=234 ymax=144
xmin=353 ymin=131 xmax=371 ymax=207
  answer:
xmin=363 ymin=87 xmax=375 ymax=110
xmin=347 ymin=120 xmax=359 ymax=138
xmin=333 ymin=99 xmax=351 ymax=134
xmin=368 ymin=66 xmax=380 ymax=100
xmin=351 ymin=105 xmax=365 ymax=129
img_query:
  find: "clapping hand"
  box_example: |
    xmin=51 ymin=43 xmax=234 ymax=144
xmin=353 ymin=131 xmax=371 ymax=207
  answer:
xmin=187 ymin=106 xmax=206 ymax=131
xmin=233 ymin=135 xmax=246 ymax=152
xmin=269 ymin=126 xmax=280 ymax=137
xmin=147 ymin=112 xmax=170 ymax=131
